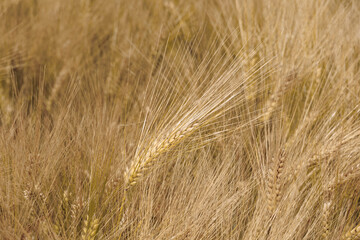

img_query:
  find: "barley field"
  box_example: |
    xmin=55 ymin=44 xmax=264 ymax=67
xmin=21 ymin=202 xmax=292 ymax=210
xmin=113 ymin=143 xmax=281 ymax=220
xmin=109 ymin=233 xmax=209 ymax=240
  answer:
xmin=1 ymin=0 xmax=360 ymax=239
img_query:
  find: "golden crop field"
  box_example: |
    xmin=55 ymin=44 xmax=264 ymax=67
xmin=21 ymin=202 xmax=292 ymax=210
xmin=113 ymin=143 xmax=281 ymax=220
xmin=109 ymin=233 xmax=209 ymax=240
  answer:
xmin=1 ymin=0 xmax=360 ymax=239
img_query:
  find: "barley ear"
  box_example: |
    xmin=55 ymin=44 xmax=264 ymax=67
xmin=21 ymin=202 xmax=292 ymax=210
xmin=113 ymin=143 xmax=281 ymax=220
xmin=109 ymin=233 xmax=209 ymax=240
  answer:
xmin=343 ymin=224 xmax=360 ymax=240
xmin=82 ymin=215 xmax=100 ymax=240
xmin=266 ymin=150 xmax=285 ymax=213
xmin=322 ymin=201 xmax=331 ymax=239
xmin=263 ymin=74 xmax=293 ymax=122
xmin=124 ymin=121 xmax=200 ymax=191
